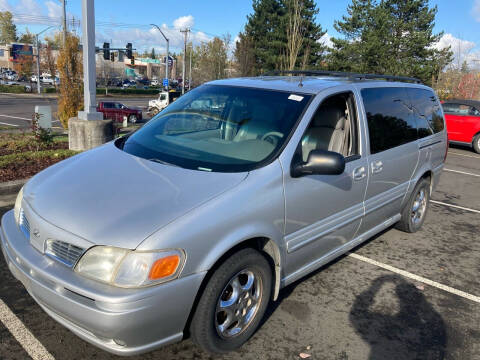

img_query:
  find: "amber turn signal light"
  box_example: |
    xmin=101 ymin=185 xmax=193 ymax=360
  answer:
xmin=148 ymin=255 xmax=180 ymax=280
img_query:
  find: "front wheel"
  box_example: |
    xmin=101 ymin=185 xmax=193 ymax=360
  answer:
xmin=395 ymin=178 xmax=430 ymax=233
xmin=128 ymin=114 xmax=137 ymax=124
xmin=473 ymin=134 xmax=480 ymax=154
xmin=190 ymin=248 xmax=272 ymax=353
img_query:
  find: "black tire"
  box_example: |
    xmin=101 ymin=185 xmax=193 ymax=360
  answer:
xmin=395 ymin=177 xmax=430 ymax=233
xmin=473 ymin=134 xmax=480 ymax=154
xmin=190 ymin=248 xmax=272 ymax=353
xmin=128 ymin=114 xmax=137 ymax=124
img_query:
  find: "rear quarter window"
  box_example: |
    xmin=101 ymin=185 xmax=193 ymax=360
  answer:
xmin=407 ymin=88 xmax=444 ymax=137
xmin=361 ymin=87 xmax=417 ymax=154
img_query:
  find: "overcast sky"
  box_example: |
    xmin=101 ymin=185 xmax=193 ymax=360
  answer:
xmin=1 ymin=0 xmax=480 ymax=66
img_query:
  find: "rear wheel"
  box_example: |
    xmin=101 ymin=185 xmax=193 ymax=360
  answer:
xmin=190 ymin=248 xmax=272 ymax=353
xmin=128 ymin=114 xmax=137 ymax=124
xmin=395 ymin=177 xmax=430 ymax=233
xmin=473 ymin=134 xmax=480 ymax=154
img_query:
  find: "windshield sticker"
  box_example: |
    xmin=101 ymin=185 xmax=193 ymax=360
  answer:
xmin=288 ymin=94 xmax=304 ymax=102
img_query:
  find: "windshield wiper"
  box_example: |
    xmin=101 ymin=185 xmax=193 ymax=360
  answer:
xmin=148 ymin=158 xmax=180 ymax=167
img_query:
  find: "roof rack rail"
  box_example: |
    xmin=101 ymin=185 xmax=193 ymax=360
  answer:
xmin=261 ymin=70 xmax=422 ymax=84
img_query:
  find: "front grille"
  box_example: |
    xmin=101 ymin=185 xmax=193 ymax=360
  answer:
xmin=45 ymin=239 xmax=85 ymax=267
xmin=18 ymin=208 xmax=30 ymax=240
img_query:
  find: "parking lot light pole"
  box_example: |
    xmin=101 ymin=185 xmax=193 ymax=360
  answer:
xmin=35 ymin=26 xmax=57 ymax=94
xmin=150 ymin=24 xmax=169 ymax=91
xmin=69 ymin=0 xmax=112 ymax=151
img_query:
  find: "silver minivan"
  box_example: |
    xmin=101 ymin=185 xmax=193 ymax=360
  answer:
xmin=2 ymin=72 xmax=447 ymax=355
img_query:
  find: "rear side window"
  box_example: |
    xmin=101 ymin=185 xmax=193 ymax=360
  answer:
xmin=361 ymin=87 xmax=417 ymax=154
xmin=407 ymin=88 xmax=444 ymax=137
xmin=443 ymin=103 xmax=480 ymax=116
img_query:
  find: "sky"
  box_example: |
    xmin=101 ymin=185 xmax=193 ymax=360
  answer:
xmin=1 ymin=0 xmax=480 ymax=67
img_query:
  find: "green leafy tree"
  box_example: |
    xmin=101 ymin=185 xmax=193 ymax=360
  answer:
xmin=18 ymin=28 xmax=35 ymax=44
xmin=234 ymin=32 xmax=256 ymax=76
xmin=150 ymin=47 xmax=156 ymax=59
xmin=240 ymin=0 xmax=325 ymax=74
xmin=244 ymin=0 xmax=286 ymax=73
xmin=329 ymin=0 xmax=453 ymax=84
xmin=0 ymin=11 xmax=17 ymax=44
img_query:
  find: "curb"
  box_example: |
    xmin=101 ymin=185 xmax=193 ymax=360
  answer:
xmin=0 ymin=179 xmax=28 ymax=196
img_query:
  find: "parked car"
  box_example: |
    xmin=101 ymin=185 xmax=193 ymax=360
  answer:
xmin=442 ymin=99 xmax=480 ymax=153
xmin=122 ymin=79 xmax=136 ymax=88
xmin=3 ymin=72 xmax=447 ymax=356
xmin=97 ymin=101 xmax=142 ymax=123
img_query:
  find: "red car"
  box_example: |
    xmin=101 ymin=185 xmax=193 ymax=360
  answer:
xmin=96 ymin=101 xmax=142 ymax=124
xmin=442 ymin=100 xmax=480 ymax=153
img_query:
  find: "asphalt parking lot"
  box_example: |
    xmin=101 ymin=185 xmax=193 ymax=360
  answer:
xmin=0 ymin=94 xmax=151 ymax=129
xmin=0 ymin=145 xmax=479 ymax=360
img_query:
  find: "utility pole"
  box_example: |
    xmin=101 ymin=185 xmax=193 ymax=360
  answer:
xmin=189 ymin=43 xmax=192 ymax=90
xmin=35 ymin=34 xmax=41 ymax=94
xmin=62 ymin=0 xmax=67 ymax=46
xmin=180 ymin=28 xmax=190 ymax=95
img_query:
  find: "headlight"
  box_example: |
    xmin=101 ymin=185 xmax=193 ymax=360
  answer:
xmin=14 ymin=186 xmax=24 ymax=225
xmin=75 ymin=246 xmax=184 ymax=288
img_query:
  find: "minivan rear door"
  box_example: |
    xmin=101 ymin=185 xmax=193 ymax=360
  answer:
xmin=358 ymin=86 xmax=419 ymax=233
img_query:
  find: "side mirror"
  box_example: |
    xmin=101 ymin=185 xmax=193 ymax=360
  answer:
xmin=291 ymin=149 xmax=346 ymax=178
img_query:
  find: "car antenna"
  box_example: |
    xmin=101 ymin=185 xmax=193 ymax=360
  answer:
xmin=298 ymin=74 xmax=304 ymax=88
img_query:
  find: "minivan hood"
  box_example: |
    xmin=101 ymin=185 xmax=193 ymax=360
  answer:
xmin=24 ymin=143 xmax=247 ymax=249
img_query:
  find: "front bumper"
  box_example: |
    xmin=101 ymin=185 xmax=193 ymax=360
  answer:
xmin=1 ymin=210 xmax=205 ymax=356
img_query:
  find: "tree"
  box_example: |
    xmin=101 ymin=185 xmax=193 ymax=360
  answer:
xmin=244 ymin=0 xmax=286 ymax=73
xmin=192 ymin=37 xmax=229 ymax=85
xmin=41 ymin=44 xmax=57 ymax=84
xmin=57 ymin=33 xmax=83 ymax=129
xmin=0 ymin=11 xmax=17 ymax=44
xmin=150 ymin=48 xmax=156 ymax=59
xmin=240 ymin=0 xmax=325 ymax=74
xmin=329 ymin=0 xmax=453 ymax=84
xmin=234 ymin=32 xmax=256 ymax=76
xmin=18 ymin=29 xmax=35 ymax=44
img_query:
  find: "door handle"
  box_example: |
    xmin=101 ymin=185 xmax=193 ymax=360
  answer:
xmin=371 ymin=160 xmax=383 ymax=174
xmin=353 ymin=166 xmax=366 ymax=181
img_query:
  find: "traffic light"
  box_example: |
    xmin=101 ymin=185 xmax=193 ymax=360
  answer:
xmin=126 ymin=43 xmax=132 ymax=59
xmin=110 ymin=52 xmax=115 ymax=62
xmin=130 ymin=56 xmax=135 ymax=65
xmin=103 ymin=42 xmax=110 ymax=60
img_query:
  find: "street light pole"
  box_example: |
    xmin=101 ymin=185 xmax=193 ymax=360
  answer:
xmin=150 ymin=24 xmax=169 ymax=91
xmin=180 ymin=28 xmax=190 ymax=95
xmin=35 ymin=25 xmax=57 ymax=94
xmin=78 ymin=0 xmax=102 ymax=120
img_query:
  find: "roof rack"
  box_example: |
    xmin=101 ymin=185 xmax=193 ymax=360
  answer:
xmin=261 ymin=70 xmax=423 ymax=84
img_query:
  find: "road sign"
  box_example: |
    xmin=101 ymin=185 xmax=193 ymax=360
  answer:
xmin=163 ymin=56 xmax=173 ymax=67
xmin=163 ymin=78 xmax=169 ymax=87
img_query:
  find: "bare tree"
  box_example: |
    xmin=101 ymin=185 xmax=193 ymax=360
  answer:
xmin=284 ymin=0 xmax=305 ymax=71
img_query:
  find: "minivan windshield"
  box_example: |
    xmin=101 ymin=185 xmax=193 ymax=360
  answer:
xmin=122 ymin=85 xmax=311 ymax=172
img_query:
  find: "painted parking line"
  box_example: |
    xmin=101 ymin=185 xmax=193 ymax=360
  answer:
xmin=444 ymin=168 xmax=480 ymax=177
xmin=0 ymin=114 xmax=31 ymax=121
xmin=448 ymin=151 xmax=480 ymax=159
xmin=431 ymin=200 xmax=480 ymax=214
xmin=0 ymin=299 xmax=55 ymax=360
xmin=0 ymin=121 xmax=19 ymax=127
xmin=348 ymin=253 xmax=480 ymax=304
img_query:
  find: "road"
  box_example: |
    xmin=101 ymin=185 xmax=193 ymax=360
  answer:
xmin=0 ymin=146 xmax=479 ymax=360
xmin=0 ymin=94 xmax=152 ymax=128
